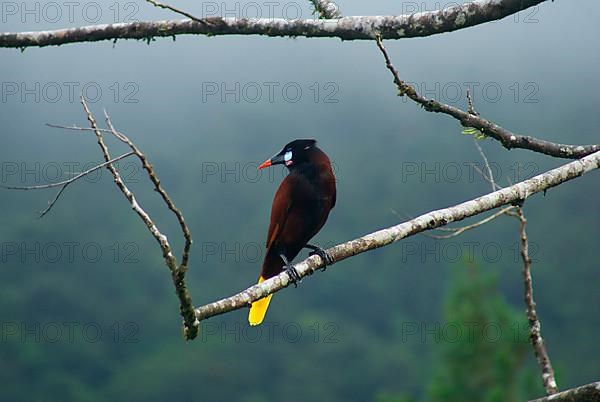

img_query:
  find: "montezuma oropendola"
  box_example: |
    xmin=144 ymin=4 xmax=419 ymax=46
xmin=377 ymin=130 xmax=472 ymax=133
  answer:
xmin=248 ymin=139 xmax=336 ymax=326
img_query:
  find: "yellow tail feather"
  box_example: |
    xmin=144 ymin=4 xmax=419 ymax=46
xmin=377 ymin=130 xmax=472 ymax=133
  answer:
xmin=248 ymin=276 xmax=273 ymax=326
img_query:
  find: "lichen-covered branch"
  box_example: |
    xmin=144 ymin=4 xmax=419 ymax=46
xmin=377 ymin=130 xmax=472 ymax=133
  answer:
xmin=309 ymin=0 xmax=341 ymax=19
xmin=80 ymin=98 xmax=199 ymax=340
xmin=195 ymin=150 xmax=600 ymax=321
xmin=375 ymin=35 xmax=600 ymax=159
xmin=0 ymin=0 xmax=548 ymax=49
xmin=102 ymin=111 xmax=193 ymax=271
xmin=516 ymin=207 xmax=559 ymax=394
xmin=529 ymin=381 xmax=600 ymax=402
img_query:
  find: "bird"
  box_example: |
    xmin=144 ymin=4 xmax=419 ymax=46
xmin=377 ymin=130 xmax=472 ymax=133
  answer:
xmin=248 ymin=139 xmax=337 ymax=326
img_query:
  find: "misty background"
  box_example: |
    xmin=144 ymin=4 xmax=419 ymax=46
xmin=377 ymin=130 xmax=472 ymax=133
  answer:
xmin=0 ymin=1 xmax=599 ymax=401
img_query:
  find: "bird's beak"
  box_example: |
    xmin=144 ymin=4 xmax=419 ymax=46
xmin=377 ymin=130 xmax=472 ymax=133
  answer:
xmin=258 ymin=154 xmax=285 ymax=169
xmin=258 ymin=159 xmax=271 ymax=169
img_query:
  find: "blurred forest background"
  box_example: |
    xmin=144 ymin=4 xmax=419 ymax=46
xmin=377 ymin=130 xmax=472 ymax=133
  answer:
xmin=0 ymin=1 xmax=598 ymax=401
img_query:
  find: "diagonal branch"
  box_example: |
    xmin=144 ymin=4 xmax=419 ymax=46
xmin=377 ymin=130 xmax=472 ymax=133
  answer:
xmin=5 ymin=114 xmax=196 ymax=337
xmin=516 ymin=207 xmax=559 ymax=395
xmin=374 ymin=35 xmax=600 ymax=159
xmin=195 ymin=150 xmax=600 ymax=321
xmin=0 ymin=0 xmax=548 ymax=48
xmin=102 ymin=111 xmax=193 ymax=271
xmin=79 ymin=97 xmax=199 ymax=340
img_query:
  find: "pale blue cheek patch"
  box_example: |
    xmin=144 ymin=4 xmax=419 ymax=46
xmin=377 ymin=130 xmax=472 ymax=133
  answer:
xmin=284 ymin=151 xmax=293 ymax=166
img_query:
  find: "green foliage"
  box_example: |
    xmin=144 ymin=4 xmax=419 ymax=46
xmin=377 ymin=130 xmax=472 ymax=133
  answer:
xmin=376 ymin=392 xmax=417 ymax=402
xmin=462 ymin=127 xmax=486 ymax=140
xmin=427 ymin=264 xmax=532 ymax=402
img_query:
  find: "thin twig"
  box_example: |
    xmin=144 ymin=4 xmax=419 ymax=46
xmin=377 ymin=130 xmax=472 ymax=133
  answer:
xmin=0 ymin=152 xmax=134 ymax=218
xmin=464 ymin=88 xmax=501 ymax=191
xmin=391 ymin=206 xmax=512 ymax=238
xmin=468 ymin=162 xmax=495 ymax=189
xmin=515 ymin=207 xmax=559 ymax=395
xmin=465 ymin=90 xmax=500 ymax=192
xmin=473 ymin=140 xmax=500 ymax=191
xmin=145 ymin=0 xmax=211 ymax=25
xmin=46 ymin=123 xmax=116 ymax=135
xmin=466 ymin=88 xmax=479 ymax=116
xmin=0 ymin=152 xmax=133 ymax=191
xmin=425 ymin=206 xmax=514 ymax=239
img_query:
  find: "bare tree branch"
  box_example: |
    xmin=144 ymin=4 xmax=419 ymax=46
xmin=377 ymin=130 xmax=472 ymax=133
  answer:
xmin=46 ymin=119 xmax=194 ymax=271
xmin=425 ymin=206 xmax=514 ymax=239
xmin=0 ymin=152 xmax=134 ymax=218
xmin=102 ymin=111 xmax=193 ymax=271
xmin=516 ymin=207 xmax=559 ymax=395
xmin=194 ymin=150 xmax=600 ymax=321
xmin=79 ymin=97 xmax=199 ymax=340
xmin=309 ymin=0 xmax=341 ymax=19
xmin=374 ymin=35 xmax=600 ymax=159
xmin=529 ymin=381 xmax=600 ymax=402
xmin=0 ymin=0 xmax=548 ymax=49
xmin=0 ymin=152 xmax=133 ymax=192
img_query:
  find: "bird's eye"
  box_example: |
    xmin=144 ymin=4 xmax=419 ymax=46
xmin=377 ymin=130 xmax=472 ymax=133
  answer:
xmin=304 ymin=146 xmax=310 ymax=150
xmin=284 ymin=151 xmax=292 ymax=162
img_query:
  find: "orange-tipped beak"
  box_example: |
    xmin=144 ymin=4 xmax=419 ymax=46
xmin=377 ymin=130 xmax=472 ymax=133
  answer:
xmin=258 ymin=159 xmax=272 ymax=170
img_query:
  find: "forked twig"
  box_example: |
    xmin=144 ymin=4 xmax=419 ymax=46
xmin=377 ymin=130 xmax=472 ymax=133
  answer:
xmin=0 ymin=152 xmax=134 ymax=218
xmin=81 ymin=96 xmax=198 ymax=339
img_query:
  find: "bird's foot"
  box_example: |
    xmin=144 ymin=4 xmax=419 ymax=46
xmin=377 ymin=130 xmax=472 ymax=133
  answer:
xmin=284 ymin=265 xmax=301 ymax=287
xmin=307 ymin=245 xmax=334 ymax=271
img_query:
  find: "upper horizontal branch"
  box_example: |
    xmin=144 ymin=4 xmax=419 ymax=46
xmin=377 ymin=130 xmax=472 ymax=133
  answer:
xmin=195 ymin=149 xmax=600 ymax=321
xmin=0 ymin=0 xmax=547 ymax=48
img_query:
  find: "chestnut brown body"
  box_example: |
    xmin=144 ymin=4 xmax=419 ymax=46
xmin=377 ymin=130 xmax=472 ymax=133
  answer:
xmin=249 ymin=140 xmax=336 ymax=325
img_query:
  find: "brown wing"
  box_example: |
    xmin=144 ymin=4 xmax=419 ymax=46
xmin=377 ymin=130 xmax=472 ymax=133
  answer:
xmin=265 ymin=174 xmax=295 ymax=250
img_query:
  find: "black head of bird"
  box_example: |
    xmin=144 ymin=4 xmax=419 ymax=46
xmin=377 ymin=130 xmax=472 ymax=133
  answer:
xmin=258 ymin=139 xmax=319 ymax=170
xmin=249 ymin=139 xmax=337 ymax=326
